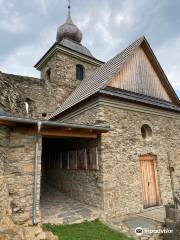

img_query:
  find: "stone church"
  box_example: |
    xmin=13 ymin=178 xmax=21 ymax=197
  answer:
xmin=0 ymin=3 xmax=180 ymax=234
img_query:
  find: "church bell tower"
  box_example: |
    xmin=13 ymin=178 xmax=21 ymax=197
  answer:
xmin=34 ymin=1 xmax=103 ymax=107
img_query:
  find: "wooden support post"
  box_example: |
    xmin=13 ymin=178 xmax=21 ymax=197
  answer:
xmin=96 ymin=146 xmax=99 ymax=170
xmin=167 ymin=152 xmax=178 ymax=209
xmin=84 ymin=148 xmax=88 ymax=170
xmin=67 ymin=152 xmax=70 ymax=169
xmin=48 ymin=152 xmax=51 ymax=169
xmin=54 ymin=152 xmax=56 ymax=169
xmin=75 ymin=150 xmax=78 ymax=169
xmin=60 ymin=152 xmax=62 ymax=169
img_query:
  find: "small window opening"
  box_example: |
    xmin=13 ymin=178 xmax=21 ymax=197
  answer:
xmin=25 ymin=102 xmax=29 ymax=114
xmin=141 ymin=124 xmax=152 ymax=140
xmin=24 ymin=98 xmax=34 ymax=116
xmin=76 ymin=64 xmax=84 ymax=80
xmin=42 ymin=113 xmax=47 ymax=117
xmin=46 ymin=68 xmax=51 ymax=81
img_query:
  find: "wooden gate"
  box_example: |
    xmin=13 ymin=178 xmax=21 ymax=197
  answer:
xmin=139 ymin=155 xmax=159 ymax=208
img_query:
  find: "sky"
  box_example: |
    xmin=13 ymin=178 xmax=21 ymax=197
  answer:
xmin=0 ymin=0 xmax=180 ymax=97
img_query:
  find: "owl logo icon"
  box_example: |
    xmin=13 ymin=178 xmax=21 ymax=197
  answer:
xmin=135 ymin=227 xmax=143 ymax=236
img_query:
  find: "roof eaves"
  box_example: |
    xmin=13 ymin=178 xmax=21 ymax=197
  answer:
xmin=99 ymin=87 xmax=180 ymax=113
xmin=34 ymin=42 xmax=104 ymax=69
xmin=0 ymin=115 xmax=111 ymax=132
xmin=34 ymin=42 xmax=57 ymax=68
xmin=57 ymin=42 xmax=104 ymax=63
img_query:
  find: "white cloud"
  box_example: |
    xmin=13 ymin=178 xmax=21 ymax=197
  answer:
xmin=96 ymin=22 xmax=116 ymax=44
xmin=34 ymin=0 xmax=59 ymax=15
xmin=113 ymin=1 xmax=133 ymax=27
xmin=76 ymin=14 xmax=91 ymax=30
xmin=156 ymin=36 xmax=180 ymax=91
xmin=0 ymin=0 xmax=179 ymax=100
xmin=115 ymin=14 xmax=126 ymax=24
xmin=0 ymin=13 xmax=28 ymax=33
xmin=0 ymin=45 xmax=40 ymax=77
xmin=34 ymin=0 xmax=49 ymax=14
xmin=0 ymin=0 xmax=9 ymax=14
xmin=0 ymin=23 xmax=57 ymax=78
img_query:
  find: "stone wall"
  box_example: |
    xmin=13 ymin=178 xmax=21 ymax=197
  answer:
xmin=0 ymin=126 xmax=11 ymax=220
xmin=1 ymin=49 xmax=99 ymax=120
xmin=40 ymin=50 xmax=99 ymax=108
xmin=3 ymin=72 xmax=54 ymax=119
xmin=62 ymin=99 xmax=180 ymax=218
xmin=0 ymin=72 xmax=26 ymax=117
xmin=46 ymin=168 xmax=103 ymax=208
xmin=100 ymin=104 xmax=180 ymax=218
xmin=0 ymin=125 xmax=57 ymax=239
xmin=5 ymin=129 xmax=42 ymax=226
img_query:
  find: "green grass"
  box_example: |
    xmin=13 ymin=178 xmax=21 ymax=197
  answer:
xmin=43 ymin=219 xmax=134 ymax=240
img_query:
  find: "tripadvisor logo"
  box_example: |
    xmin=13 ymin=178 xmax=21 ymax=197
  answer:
xmin=135 ymin=227 xmax=143 ymax=236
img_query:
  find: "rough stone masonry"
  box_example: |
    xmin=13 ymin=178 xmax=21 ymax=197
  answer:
xmin=0 ymin=4 xmax=180 ymax=240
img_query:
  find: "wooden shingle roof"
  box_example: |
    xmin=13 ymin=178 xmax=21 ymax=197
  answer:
xmin=101 ymin=87 xmax=180 ymax=113
xmin=60 ymin=38 xmax=94 ymax=58
xmin=50 ymin=36 xmax=180 ymax=119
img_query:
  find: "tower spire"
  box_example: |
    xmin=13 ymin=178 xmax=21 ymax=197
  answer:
xmin=68 ymin=0 xmax=71 ymax=17
xmin=56 ymin=0 xmax=82 ymax=43
xmin=66 ymin=0 xmax=72 ymax=24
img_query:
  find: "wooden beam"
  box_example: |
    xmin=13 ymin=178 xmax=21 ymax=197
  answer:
xmin=13 ymin=127 xmax=36 ymax=135
xmin=41 ymin=129 xmax=98 ymax=138
xmin=8 ymin=127 xmax=99 ymax=138
xmin=0 ymin=120 xmax=15 ymax=127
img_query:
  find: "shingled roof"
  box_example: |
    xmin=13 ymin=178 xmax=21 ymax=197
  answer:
xmin=50 ymin=36 xmax=180 ymax=119
xmin=100 ymin=87 xmax=180 ymax=113
xmin=60 ymin=38 xmax=95 ymax=58
xmin=35 ymin=40 xmax=103 ymax=70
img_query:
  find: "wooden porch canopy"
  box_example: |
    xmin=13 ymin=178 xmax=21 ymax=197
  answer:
xmin=0 ymin=116 xmax=111 ymax=138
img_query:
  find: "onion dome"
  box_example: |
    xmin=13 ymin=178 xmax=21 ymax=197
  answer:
xmin=56 ymin=4 xmax=82 ymax=43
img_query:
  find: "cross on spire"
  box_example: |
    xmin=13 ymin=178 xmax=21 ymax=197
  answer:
xmin=68 ymin=0 xmax=71 ymax=16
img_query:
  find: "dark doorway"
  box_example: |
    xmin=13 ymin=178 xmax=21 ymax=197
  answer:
xmin=40 ymin=137 xmax=100 ymax=224
xmin=41 ymin=137 xmax=98 ymax=191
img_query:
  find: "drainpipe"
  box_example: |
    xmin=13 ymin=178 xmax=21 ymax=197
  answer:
xmin=32 ymin=121 xmax=42 ymax=225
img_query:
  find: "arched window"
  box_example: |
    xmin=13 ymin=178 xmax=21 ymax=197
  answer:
xmin=76 ymin=64 xmax=84 ymax=80
xmin=141 ymin=124 xmax=152 ymax=140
